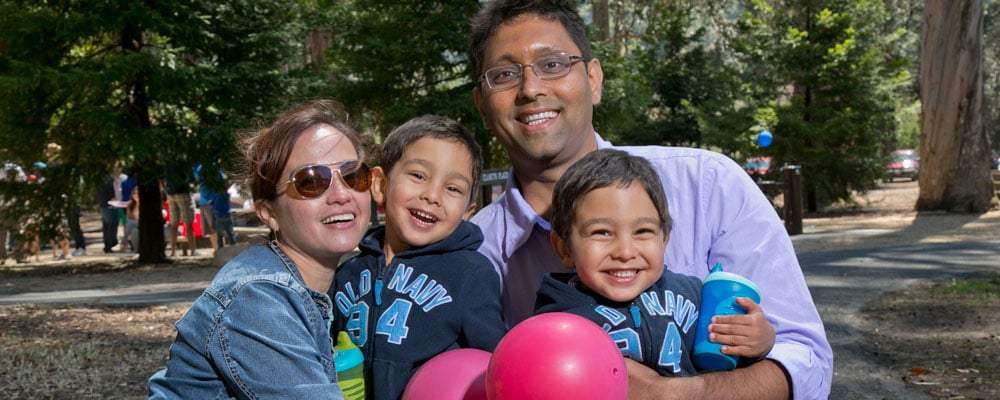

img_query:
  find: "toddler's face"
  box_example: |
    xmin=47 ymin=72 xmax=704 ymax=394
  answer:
xmin=374 ymin=137 xmax=476 ymax=253
xmin=552 ymin=182 xmax=666 ymax=302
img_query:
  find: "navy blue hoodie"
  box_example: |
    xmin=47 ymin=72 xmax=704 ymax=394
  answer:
xmin=332 ymin=220 xmax=506 ymax=400
xmin=535 ymin=270 xmax=703 ymax=376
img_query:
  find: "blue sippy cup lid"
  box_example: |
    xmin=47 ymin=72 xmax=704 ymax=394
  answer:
xmin=703 ymin=263 xmax=761 ymax=294
xmin=334 ymin=331 xmax=364 ymax=371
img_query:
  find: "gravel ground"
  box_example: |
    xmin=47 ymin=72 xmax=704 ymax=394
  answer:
xmin=1 ymin=179 xmax=998 ymax=399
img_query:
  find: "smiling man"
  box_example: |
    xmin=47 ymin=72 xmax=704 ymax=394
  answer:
xmin=467 ymin=1 xmax=833 ymax=399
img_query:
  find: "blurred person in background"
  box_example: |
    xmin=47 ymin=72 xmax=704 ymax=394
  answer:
xmin=95 ymin=171 xmax=121 ymax=254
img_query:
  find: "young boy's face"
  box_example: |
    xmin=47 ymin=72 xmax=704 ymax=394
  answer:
xmin=372 ymin=136 xmax=477 ymax=254
xmin=551 ymin=182 xmax=667 ymax=302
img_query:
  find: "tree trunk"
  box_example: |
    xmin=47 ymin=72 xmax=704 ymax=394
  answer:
xmin=136 ymin=180 xmax=166 ymax=263
xmin=592 ymin=0 xmax=610 ymax=41
xmin=121 ymin=22 xmax=169 ymax=263
xmin=917 ymin=0 xmax=993 ymax=212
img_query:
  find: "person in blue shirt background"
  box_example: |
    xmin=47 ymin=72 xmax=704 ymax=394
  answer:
xmin=195 ymin=166 xmax=220 ymax=253
xmin=209 ymin=187 xmax=236 ymax=248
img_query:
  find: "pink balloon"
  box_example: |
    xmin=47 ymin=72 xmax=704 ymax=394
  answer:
xmin=487 ymin=312 xmax=628 ymax=400
xmin=402 ymin=348 xmax=490 ymax=400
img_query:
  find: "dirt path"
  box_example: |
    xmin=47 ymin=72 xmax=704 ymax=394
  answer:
xmin=1 ymin=180 xmax=998 ymax=399
xmin=792 ymin=181 xmax=1000 ymax=400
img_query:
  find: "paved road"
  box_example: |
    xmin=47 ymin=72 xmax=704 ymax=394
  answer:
xmin=800 ymin=239 xmax=1000 ymax=400
xmin=3 ymin=232 xmax=998 ymax=399
xmin=0 ymin=282 xmax=209 ymax=306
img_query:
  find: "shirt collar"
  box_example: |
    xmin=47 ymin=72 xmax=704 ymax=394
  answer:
xmin=595 ymin=132 xmax=613 ymax=149
xmin=498 ymin=132 xmax=608 ymax=260
xmin=498 ymin=174 xmax=545 ymax=261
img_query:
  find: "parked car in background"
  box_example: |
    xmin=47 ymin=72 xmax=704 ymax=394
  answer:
xmin=886 ymin=149 xmax=919 ymax=182
xmin=991 ymin=150 xmax=998 ymax=171
xmin=744 ymin=156 xmax=772 ymax=180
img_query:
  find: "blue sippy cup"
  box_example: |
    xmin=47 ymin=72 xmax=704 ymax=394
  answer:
xmin=692 ymin=263 xmax=761 ymax=371
xmin=335 ymin=331 xmax=366 ymax=399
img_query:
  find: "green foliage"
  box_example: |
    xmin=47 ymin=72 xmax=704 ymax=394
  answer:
xmin=928 ymin=275 xmax=1000 ymax=301
xmin=591 ymin=44 xmax=656 ymax=145
xmin=322 ymin=0 xmax=505 ymax=167
xmin=733 ymin=0 xmax=909 ymax=205
xmin=0 ymin=0 xmax=327 ymax=256
xmin=594 ymin=2 xmax=743 ymax=150
xmin=893 ymin=99 xmax=921 ymax=150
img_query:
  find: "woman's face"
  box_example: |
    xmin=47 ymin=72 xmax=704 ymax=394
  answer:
xmin=257 ymin=124 xmax=371 ymax=268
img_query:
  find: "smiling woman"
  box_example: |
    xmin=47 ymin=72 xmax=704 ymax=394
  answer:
xmin=147 ymin=99 xmax=372 ymax=400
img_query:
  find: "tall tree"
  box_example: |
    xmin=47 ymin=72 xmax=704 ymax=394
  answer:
xmin=0 ymin=0 xmax=327 ymax=263
xmin=592 ymin=1 xmax=747 ymax=151
xmin=629 ymin=2 xmax=717 ymax=147
xmin=323 ymin=1 xmax=501 ymax=164
xmin=983 ymin=0 xmax=1000 ymax=151
xmin=917 ymin=0 xmax=993 ymax=211
xmin=734 ymin=0 xmax=908 ymax=210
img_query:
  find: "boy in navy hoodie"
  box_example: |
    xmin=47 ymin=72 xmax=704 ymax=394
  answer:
xmin=535 ymin=149 xmax=774 ymax=376
xmin=332 ymin=115 xmax=506 ymax=400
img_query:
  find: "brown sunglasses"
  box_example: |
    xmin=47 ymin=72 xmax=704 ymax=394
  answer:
xmin=278 ymin=160 xmax=372 ymax=199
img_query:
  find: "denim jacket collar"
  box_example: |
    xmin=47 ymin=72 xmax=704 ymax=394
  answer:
xmin=268 ymin=239 xmax=334 ymax=319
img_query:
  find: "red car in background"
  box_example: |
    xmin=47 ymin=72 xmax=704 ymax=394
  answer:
xmin=744 ymin=156 xmax=772 ymax=180
xmin=886 ymin=149 xmax=919 ymax=182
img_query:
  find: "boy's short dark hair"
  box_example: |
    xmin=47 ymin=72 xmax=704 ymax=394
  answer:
xmin=377 ymin=115 xmax=483 ymax=204
xmin=468 ymin=0 xmax=592 ymax=83
xmin=551 ymin=149 xmax=672 ymax=240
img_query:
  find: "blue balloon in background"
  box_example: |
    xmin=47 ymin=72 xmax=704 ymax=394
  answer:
xmin=757 ymin=130 xmax=773 ymax=148
xmin=33 ymin=161 xmax=47 ymax=169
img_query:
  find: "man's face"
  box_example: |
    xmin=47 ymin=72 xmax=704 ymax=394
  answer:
xmin=473 ymin=15 xmax=603 ymax=171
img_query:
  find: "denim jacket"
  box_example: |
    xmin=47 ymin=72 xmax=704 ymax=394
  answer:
xmin=148 ymin=242 xmax=345 ymax=400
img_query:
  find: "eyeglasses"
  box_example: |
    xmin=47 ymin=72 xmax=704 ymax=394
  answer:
xmin=278 ymin=160 xmax=372 ymax=199
xmin=479 ymin=52 xmax=587 ymax=91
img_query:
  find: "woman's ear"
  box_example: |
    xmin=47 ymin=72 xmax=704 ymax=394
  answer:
xmin=370 ymin=166 xmax=388 ymax=206
xmin=549 ymin=231 xmax=575 ymax=269
xmin=255 ymin=200 xmax=280 ymax=233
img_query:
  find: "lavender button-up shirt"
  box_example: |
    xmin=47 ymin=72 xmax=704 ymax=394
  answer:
xmin=471 ymin=134 xmax=832 ymax=399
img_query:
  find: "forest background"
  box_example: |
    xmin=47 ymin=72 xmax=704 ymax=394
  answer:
xmin=1 ymin=0 xmax=998 ymax=264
